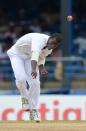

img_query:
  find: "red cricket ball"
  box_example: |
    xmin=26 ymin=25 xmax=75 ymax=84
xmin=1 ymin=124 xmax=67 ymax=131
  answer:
xmin=67 ymin=16 xmax=73 ymax=22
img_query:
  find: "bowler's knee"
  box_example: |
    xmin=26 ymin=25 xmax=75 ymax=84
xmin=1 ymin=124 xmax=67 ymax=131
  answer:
xmin=16 ymin=76 xmax=26 ymax=88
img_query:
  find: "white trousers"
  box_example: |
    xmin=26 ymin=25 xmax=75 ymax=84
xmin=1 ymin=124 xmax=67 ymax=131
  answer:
xmin=8 ymin=55 xmax=40 ymax=110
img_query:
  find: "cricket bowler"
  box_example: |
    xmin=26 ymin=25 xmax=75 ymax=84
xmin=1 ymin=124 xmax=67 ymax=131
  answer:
xmin=7 ymin=33 xmax=62 ymax=122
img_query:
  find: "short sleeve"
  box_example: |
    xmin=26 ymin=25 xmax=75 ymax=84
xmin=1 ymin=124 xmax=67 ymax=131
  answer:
xmin=31 ymin=37 xmax=45 ymax=52
xmin=31 ymin=37 xmax=45 ymax=62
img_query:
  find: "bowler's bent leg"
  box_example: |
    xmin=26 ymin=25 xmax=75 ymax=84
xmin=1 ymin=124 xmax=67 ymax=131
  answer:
xmin=25 ymin=59 xmax=40 ymax=110
xmin=7 ymin=55 xmax=29 ymax=111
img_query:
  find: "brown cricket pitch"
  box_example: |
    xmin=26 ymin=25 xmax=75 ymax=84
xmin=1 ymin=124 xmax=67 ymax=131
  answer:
xmin=0 ymin=121 xmax=86 ymax=131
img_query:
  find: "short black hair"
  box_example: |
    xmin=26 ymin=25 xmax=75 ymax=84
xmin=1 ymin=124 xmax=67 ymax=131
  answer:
xmin=50 ymin=33 xmax=62 ymax=43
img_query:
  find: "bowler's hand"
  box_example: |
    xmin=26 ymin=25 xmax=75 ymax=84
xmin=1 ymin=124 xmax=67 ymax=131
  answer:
xmin=39 ymin=65 xmax=48 ymax=76
xmin=31 ymin=70 xmax=37 ymax=79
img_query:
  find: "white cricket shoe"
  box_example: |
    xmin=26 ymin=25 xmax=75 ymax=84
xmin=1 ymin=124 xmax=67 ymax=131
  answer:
xmin=21 ymin=97 xmax=30 ymax=111
xmin=29 ymin=110 xmax=41 ymax=122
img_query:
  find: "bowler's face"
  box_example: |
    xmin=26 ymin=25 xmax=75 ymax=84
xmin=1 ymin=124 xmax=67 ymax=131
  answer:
xmin=47 ymin=38 xmax=59 ymax=50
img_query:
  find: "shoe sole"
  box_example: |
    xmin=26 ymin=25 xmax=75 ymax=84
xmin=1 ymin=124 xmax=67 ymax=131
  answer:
xmin=23 ymin=109 xmax=30 ymax=111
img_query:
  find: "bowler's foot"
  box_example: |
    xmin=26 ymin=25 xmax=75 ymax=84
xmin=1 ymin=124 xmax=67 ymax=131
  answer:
xmin=30 ymin=109 xmax=41 ymax=122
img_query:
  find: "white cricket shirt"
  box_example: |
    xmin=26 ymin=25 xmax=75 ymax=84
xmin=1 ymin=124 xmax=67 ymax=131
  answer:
xmin=7 ymin=33 xmax=52 ymax=65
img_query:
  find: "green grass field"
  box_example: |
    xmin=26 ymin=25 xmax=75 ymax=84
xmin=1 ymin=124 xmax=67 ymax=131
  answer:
xmin=0 ymin=121 xmax=86 ymax=131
